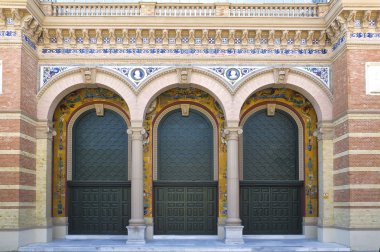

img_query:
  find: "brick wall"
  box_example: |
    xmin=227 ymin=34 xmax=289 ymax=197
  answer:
xmin=0 ymin=46 xmax=37 ymax=230
xmin=332 ymin=49 xmax=380 ymax=229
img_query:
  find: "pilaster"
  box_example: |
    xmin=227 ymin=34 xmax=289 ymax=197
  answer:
xmin=35 ymin=121 xmax=54 ymax=229
xmin=316 ymin=122 xmax=335 ymax=242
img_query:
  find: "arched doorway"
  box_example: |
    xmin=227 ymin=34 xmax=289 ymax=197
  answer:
xmin=240 ymin=109 xmax=303 ymax=234
xmin=154 ymin=108 xmax=217 ymax=235
xmin=68 ymin=108 xmax=131 ymax=234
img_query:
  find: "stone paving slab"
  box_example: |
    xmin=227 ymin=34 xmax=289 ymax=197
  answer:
xmin=18 ymin=237 xmax=351 ymax=252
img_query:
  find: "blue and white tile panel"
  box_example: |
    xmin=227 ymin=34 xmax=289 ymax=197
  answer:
xmin=40 ymin=65 xmax=331 ymax=90
xmin=40 ymin=66 xmax=76 ymax=88
xmin=350 ymin=32 xmax=380 ymax=39
xmin=40 ymin=65 xmax=169 ymax=88
xmin=22 ymin=34 xmax=37 ymax=50
xmin=103 ymin=66 xmax=168 ymax=87
xmin=296 ymin=66 xmax=330 ymax=88
xmin=41 ymin=48 xmax=328 ymax=56
xmin=0 ymin=30 xmax=17 ymax=37
xmin=204 ymin=66 xmax=265 ymax=86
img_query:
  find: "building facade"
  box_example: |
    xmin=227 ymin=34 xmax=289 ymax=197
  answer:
xmin=0 ymin=0 xmax=379 ymax=251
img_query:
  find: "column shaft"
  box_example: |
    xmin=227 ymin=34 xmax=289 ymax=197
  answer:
xmin=223 ymin=128 xmax=244 ymax=244
xmin=127 ymin=128 xmax=146 ymax=244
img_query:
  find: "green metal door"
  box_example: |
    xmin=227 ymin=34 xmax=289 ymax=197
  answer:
xmin=154 ymin=182 xmax=217 ymax=235
xmin=241 ymin=110 xmax=302 ymax=234
xmin=68 ymin=108 xmax=130 ymax=235
xmin=154 ymin=109 xmax=217 ymax=235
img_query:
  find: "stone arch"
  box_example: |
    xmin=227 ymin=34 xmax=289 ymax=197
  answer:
xmin=37 ymin=68 xmax=137 ymax=122
xmin=232 ymin=68 xmax=333 ymax=123
xmin=135 ymin=67 xmax=233 ymax=122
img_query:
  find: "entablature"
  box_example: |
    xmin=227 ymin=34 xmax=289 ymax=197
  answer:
xmin=0 ymin=0 xmax=379 ymax=60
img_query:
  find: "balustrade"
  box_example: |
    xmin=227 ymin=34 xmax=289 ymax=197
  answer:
xmin=46 ymin=1 xmax=323 ymax=17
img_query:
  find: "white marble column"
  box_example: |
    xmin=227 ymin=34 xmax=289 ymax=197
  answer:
xmin=126 ymin=127 xmax=146 ymax=244
xmin=223 ymin=128 xmax=244 ymax=244
xmin=316 ymin=123 xmax=335 ymax=242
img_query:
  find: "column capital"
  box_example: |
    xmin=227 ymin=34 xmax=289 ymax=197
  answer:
xmin=127 ymin=127 xmax=147 ymax=140
xmin=223 ymin=128 xmax=243 ymax=141
xmin=315 ymin=123 xmax=334 ymax=141
xmin=36 ymin=121 xmax=55 ymax=140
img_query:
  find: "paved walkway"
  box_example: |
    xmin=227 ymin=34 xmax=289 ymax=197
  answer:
xmin=19 ymin=235 xmax=351 ymax=252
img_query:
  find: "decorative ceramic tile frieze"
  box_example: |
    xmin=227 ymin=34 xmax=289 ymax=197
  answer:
xmin=41 ymin=48 xmax=328 ymax=55
xmin=6 ymin=18 xmax=13 ymax=25
xmin=22 ymin=34 xmax=36 ymax=50
xmin=332 ymin=35 xmax=346 ymax=51
xmin=204 ymin=66 xmax=264 ymax=86
xmin=296 ymin=66 xmax=330 ymax=88
xmin=40 ymin=64 xmax=331 ymax=91
xmin=40 ymin=66 xmax=76 ymax=88
xmin=0 ymin=30 xmax=17 ymax=37
xmin=350 ymin=32 xmax=380 ymax=39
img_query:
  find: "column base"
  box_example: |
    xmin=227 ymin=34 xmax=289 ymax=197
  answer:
xmin=126 ymin=225 xmax=146 ymax=244
xmin=224 ymin=225 xmax=244 ymax=245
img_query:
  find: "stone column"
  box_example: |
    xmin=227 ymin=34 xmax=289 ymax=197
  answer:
xmin=316 ymin=123 xmax=335 ymax=242
xmin=223 ymin=128 xmax=244 ymax=244
xmin=35 ymin=121 xmax=54 ymax=242
xmin=126 ymin=127 xmax=146 ymax=244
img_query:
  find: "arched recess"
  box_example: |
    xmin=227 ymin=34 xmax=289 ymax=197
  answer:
xmin=231 ymin=68 xmax=333 ymax=124
xmin=238 ymin=88 xmax=319 ymax=235
xmin=51 ymin=88 xmax=131 ymax=220
xmin=66 ymin=104 xmax=131 ymax=182
xmin=152 ymin=104 xmax=218 ymax=181
xmin=142 ymin=87 xmax=227 ymax=236
xmin=135 ymin=67 xmax=233 ymax=123
xmin=68 ymin=106 xmax=131 ymax=234
xmin=37 ymin=68 xmax=137 ymax=122
xmin=239 ymin=104 xmax=304 ymax=181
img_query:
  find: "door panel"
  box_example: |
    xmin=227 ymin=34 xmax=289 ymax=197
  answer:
xmin=154 ymin=183 xmax=217 ymax=235
xmin=69 ymin=183 xmax=131 ymax=235
xmin=240 ymin=182 xmax=302 ymax=234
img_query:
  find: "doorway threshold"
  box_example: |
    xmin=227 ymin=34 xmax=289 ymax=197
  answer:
xmin=244 ymin=235 xmax=305 ymax=240
xmin=153 ymin=235 xmax=219 ymax=240
xmin=66 ymin=235 xmax=127 ymax=240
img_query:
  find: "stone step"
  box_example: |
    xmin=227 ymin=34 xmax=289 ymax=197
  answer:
xmin=18 ymin=238 xmax=351 ymax=252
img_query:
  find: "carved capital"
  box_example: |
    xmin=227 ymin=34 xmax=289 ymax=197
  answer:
xmin=222 ymin=128 xmax=243 ymax=142
xmin=177 ymin=67 xmax=192 ymax=84
xmin=36 ymin=121 xmax=56 ymax=140
xmin=273 ymin=68 xmax=290 ymax=84
xmin=127 ymin=128 xmax=147 ymax=141
xmin=80 ymin=67 xmax=97 ymax=84
xmin=314 ymin=125 xmax=334 ymax=141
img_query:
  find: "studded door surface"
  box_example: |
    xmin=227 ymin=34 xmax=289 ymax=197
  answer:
xmin=69 ymin=109 xmax=130 ymax=235
xmin=154 ymin=109 xmax=217 ymax=234
xmin=241 ymin=110 xmax=302 ymax=234
xmin=154 ymin=182 xmax=217 ymax=235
